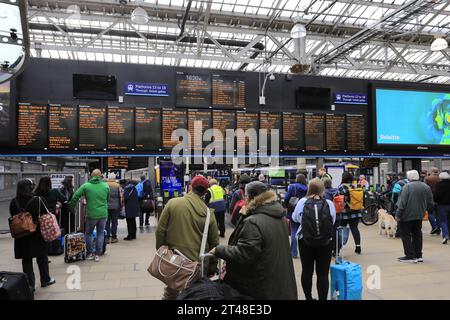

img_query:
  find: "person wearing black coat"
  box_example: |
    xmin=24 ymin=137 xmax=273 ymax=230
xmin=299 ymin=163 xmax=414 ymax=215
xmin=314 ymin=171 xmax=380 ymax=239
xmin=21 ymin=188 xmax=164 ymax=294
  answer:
xmin=434 ymin=172 xmax=450 ymax=244
xmin=59 ymin=176 xmax=76 ymax=233
xmin=123 ymin=180 xmax=140 ymax=240
xmin=211 ymin=182 xmax=298 ymax=300
xmin=9 ymin=180 xmax=56 ymax=291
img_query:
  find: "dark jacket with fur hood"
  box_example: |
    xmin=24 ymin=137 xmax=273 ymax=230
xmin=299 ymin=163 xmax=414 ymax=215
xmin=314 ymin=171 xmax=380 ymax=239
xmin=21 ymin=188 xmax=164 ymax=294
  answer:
xmin=215 ymin=191 xmax=297 ymax=300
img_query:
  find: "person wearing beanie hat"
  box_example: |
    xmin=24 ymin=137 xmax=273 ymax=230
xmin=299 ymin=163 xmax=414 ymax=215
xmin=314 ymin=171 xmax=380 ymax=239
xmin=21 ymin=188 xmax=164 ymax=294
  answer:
xmin=156 ymin=175 xmax=219 ymax=300
xmin=210 ymin=181 xmax=297 ymax=300
xmin=205 ymin=178 xmax=227 ymax=238
xmin=106 ymin=172 xmax=122 ymax=244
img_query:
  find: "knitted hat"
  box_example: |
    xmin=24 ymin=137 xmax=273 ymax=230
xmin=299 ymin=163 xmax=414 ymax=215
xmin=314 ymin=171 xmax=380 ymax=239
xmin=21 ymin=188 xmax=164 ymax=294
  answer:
xmin=245 ymin=181 xmax=268 ymax=199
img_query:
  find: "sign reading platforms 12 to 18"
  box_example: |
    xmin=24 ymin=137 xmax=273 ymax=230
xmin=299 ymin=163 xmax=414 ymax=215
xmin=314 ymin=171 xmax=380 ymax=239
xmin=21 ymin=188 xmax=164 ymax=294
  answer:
xmin=333 ymin=93 xmax=368 ymax=105
xmin=124 ymin=82 xmax=169 ymax=97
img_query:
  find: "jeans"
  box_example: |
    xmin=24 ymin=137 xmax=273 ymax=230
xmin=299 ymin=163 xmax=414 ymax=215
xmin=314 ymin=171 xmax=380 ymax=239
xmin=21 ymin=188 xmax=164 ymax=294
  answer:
xmin=290 ymin=221 xmax=300 ymax=257
xmin=85 ymin=218 xmax=107 ymax=256
xmin=438 ymin=205 xmax=450 ymax=239
xmin=428 ymin=205 xmax=440 ymax=230
xmin=298 ymin=239 xmax=333 ymax=300
xmin=22 ymin=256 xmax=50 ymax=289
xmin=106 ymin=209 xmax=119 ymax=239
xmin=400 ymin=220 xmax=422 ymax=259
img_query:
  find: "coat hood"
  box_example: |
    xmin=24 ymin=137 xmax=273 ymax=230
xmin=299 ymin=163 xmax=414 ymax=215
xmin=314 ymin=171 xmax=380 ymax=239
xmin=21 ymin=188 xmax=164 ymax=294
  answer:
xmin=245 ymin=191 xmax=284 ymax=219
xmin=89 ymin=176 xmax=103 ymax=184
xmin=184 ymin=192 xmax=209 ymax=217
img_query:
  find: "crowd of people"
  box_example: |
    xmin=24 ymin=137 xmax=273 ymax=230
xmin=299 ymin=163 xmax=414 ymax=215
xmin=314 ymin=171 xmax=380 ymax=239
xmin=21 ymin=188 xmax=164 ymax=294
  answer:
xmin=7 ymin=164 xmax=450 ymax=299
xmin=8 ymin=171 xmax=154 ymax=291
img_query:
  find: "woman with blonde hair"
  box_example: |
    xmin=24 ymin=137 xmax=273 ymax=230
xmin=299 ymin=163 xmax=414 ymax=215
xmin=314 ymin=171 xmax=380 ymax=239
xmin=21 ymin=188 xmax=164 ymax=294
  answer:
xmin=292 ymin=178 xmax=336 ymax=300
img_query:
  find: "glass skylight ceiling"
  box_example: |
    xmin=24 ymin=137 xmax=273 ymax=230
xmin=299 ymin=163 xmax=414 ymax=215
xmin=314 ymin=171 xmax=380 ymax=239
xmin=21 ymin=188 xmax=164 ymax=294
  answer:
xmin=26 ymin=0 xmax=450 ymax=83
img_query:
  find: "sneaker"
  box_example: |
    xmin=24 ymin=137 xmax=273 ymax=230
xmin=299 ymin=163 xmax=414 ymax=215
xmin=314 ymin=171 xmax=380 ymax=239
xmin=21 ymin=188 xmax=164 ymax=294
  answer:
xmin=416 ymin=258 xmax=424 ymax=263
xmin=41 ymin=278 xmax=56 ymax=288
xmin=355 ymin=245 xmax=361 ymax=254
xmin=431 ymin=228 xmax=441 ymax=235
xmin=442 ymin=238 xmax=448 ymax=245
xmin=111 ymin=237 xmax=119 ymax=244
xmin=86 ymin=253 xmax=95 ymax=260
xmin=94 ymin=255 xmax=100 ymax=262
xmin=398 ymin=256 xmax=417 ymax=263
xmin=124 ymin=236 xmax=132 ymax=241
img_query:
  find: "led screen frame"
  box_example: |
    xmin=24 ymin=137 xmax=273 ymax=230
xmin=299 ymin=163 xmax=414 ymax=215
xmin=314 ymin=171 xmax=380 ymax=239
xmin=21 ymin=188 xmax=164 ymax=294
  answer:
xmin=372 ymin=83 xmax=450 ymax=155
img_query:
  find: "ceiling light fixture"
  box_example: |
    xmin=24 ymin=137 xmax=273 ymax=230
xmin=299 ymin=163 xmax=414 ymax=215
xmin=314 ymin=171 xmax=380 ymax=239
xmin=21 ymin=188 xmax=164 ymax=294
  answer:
xmin=131 ymin=6 xmax=148 ymax=25
xmin=430 ymin=35 xmax=448 ymax=51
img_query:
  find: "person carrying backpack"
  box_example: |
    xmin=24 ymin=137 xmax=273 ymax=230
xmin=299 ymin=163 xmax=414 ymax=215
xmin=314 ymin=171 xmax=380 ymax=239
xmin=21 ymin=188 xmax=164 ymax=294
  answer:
xmin=137 ymin=175 xmax=154 ymax=228
xmin=284 ymin=174 xmax=308 ymax=258
xmin=292 ymin=178 xmax=336 ymax=300
xmin=338 ymin=171 xmax=363 ymax=254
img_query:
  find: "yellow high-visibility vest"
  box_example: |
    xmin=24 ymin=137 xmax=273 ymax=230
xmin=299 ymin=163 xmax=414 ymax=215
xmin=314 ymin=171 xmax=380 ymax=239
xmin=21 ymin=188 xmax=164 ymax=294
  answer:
xmin=208 ymin=185 xmax=224 ymax=203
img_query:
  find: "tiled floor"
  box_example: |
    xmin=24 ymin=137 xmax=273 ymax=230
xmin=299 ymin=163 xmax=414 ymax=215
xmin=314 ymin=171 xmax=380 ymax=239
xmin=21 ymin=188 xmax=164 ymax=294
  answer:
xmin=1 ymin=217 xmax=449 ymax=300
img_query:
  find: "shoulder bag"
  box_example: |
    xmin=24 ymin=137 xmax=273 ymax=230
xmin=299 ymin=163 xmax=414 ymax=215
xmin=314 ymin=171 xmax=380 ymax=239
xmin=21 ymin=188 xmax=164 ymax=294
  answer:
xmin=38 ymin=197 xmax=61 ymax=242
xmin=148 ymin=207 xmax=211 ymax=292
xmin=8 ymin=198 xmax=37 ymax=239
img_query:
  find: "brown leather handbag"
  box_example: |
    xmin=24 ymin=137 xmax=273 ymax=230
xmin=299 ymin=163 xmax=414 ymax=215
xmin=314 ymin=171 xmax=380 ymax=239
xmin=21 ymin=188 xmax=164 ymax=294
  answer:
xmin=9 ymin=198 xmax=37 ymax=239
xmin=148 ymin=208 xmax=211 ymax=292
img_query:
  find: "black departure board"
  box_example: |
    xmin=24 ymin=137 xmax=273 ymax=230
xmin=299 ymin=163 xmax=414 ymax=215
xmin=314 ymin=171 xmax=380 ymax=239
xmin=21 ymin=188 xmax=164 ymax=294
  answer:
xmin=108 ymin=106 xmax=134 ymax=150
xmin=49 ymin=105 xmax=77 ymax=150
xmin=305 ymin=113 xmax=325 ymax=151
xmin=236 ymin=111 xmax=259 ymax=150
xmin=135 ymin=107 xmax=161 ymax=151
xmin=282 ymin=113 xmax=304 ymax=152
xmin=108 ymin=156 xmax=129 ymax=169
xmin=188 ymin=110 xmax=211 ymax=150
xmin=212 ymin=75 xmax=246 ymax=109
xmin=162 ymin=108 xmax=187 ymax=149
xmin=176 ymin=72 xmax=211 ymax=108
xmin=326 ymin=114 xmax=346 ymax=151
xmin=260 ymin=112 xmax=281 ymax=152
xmin=347 ymin=114 xmax=366 ymax=152
xmin=79 ymin=106 xmax=106 ymax=150
xmin=212 ymin=110 xmax=236 ymax=145
xmin=17 ymin=104 xmax=48 ymax=149
xmin=0 ymin=82 xmax=11 ymax=143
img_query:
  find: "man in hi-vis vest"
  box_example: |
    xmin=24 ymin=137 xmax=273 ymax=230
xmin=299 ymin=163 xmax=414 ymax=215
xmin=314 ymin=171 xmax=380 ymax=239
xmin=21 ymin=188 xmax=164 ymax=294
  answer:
xmin=205 ymin=179 xmax=227 ymax=238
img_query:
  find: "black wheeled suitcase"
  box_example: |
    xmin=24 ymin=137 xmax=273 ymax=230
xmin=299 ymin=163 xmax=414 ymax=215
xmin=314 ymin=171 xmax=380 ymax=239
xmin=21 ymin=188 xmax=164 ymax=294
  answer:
xmin=0 ymin=272 xmax=34 ymax=300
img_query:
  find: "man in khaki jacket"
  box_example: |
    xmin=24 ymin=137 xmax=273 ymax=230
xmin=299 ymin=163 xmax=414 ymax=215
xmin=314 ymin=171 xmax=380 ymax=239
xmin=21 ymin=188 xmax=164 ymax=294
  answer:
xmin=156 ymin=175 xmax=220 ymax=300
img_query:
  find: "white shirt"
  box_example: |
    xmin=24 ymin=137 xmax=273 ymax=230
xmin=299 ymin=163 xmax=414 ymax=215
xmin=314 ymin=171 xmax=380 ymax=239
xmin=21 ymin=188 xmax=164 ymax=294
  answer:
xmin=292 ymin=197 xmax=337 ymax=239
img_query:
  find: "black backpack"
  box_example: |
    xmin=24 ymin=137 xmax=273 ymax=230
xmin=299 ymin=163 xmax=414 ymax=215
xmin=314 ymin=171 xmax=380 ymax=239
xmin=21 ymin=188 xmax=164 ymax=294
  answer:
xmin=301 ymin=198 xmax=334 ymax=247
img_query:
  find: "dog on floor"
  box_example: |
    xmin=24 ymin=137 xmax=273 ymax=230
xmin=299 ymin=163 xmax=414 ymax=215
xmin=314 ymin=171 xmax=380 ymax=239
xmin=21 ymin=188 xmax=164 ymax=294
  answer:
xmin=378 ymin=209 xmax=397 ymax=238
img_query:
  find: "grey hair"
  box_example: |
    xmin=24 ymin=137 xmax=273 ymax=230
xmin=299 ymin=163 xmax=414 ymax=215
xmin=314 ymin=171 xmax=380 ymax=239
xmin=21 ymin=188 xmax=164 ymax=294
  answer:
xmin=439 ymin=172 xmax=450 ymax=180
xmin=407 ymin=170 xmax=420 ymax=181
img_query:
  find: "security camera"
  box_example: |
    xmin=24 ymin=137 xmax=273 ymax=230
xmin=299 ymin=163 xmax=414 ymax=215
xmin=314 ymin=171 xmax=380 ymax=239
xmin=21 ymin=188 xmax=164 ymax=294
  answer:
xmin=269 ymin=73 xmax=276 ymax=81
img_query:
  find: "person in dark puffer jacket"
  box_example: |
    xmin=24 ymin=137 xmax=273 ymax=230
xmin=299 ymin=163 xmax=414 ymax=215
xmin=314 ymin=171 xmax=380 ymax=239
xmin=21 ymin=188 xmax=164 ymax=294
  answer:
xmin=434 ymin=172 xmax=450 ymax=244
xmin=210 ymin=181 xmax=297 ymax=300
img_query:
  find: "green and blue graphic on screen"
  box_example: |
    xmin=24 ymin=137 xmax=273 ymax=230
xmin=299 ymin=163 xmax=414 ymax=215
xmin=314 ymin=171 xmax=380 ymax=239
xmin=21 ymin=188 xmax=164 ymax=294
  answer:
xmin=376 ymin=88 xmax=450 ymax=146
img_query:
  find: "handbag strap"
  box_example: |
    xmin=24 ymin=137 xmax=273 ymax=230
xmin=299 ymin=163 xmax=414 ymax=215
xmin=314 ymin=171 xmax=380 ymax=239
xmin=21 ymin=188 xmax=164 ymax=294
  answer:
xmin=199 ymin=207 xmax=211 ymax=257
xmin=38 ymin=197 xmax=51 ymax=216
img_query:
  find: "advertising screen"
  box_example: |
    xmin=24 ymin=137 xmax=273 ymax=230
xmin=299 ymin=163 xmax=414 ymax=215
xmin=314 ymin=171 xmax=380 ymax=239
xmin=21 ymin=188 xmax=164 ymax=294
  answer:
xmin=375 ymin=88 xmax=450 ymax=146
xmin=160 ymin=161 xmax=183 ymax=198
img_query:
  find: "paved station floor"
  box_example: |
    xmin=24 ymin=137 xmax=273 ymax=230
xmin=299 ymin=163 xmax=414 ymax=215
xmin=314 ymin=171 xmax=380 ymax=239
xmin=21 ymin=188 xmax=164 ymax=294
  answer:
xmin=1 ymin=217 xmax=450 ymax=300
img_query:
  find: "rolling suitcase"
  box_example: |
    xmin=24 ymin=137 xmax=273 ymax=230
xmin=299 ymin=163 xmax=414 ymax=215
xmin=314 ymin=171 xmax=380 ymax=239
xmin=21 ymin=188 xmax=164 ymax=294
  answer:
xmin=330 ymin=227 xmax=363 ymax=300
xmin=0 ymin=272 xmax=34 ymax=300
xmin=64 ymin=201 xmax=86 ymax=263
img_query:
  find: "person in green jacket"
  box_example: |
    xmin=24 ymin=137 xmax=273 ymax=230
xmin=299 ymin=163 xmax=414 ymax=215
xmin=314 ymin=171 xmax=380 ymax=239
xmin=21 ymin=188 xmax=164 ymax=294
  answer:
xmin=70 ymin=169 xmax=110 ymax=262
xmin=156 ymin=175 xmax=219 ymax=300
